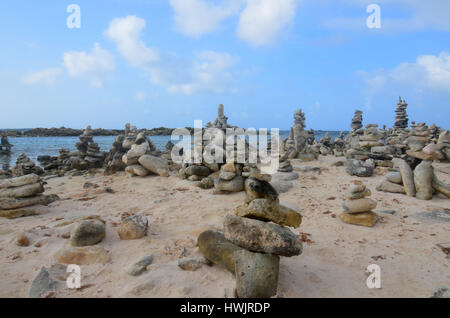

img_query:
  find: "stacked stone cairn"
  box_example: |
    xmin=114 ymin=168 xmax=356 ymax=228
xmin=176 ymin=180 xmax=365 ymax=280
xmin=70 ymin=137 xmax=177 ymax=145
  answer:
xmin=0 ymin=174 xmax=58 ymax=218
xmin=319 ymin=132 xmax=333 ymax=155
xmin=0 ymin=134 xmax=12 ymax=154
xmin=284 ymin=109 xmax=317 ymax=161
xmin=332 ymin=132 xmax=346 ymax=156
xmin=179 ymin=104 xmax=247 ymax=193
xmin=339 ymin=181 xmax=378 ymax=227
xmin=198 ymin=167 xmax=303 ymax=298
xmin=376 ymin=158 xmax=450 ymax=200
xmin=12 ymin=153 xmax=44 ymax=177
xmin=38 ymin=126 xmax=106 ymax=174
xmin=121 ymin=124 xmax=169 ymax=178
xmin=406 ymin=123 xmax=447 ymax=162
xmin=394 ymin=97 xmax=408 ymax=129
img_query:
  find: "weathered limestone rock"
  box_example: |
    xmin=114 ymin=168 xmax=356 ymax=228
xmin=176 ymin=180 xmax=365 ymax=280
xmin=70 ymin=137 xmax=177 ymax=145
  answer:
xmin=125 ymin=164 xmax=150 ymax=177
xmin=432 ymin=174 xmax=450 ymax=198
xmin=138 ymin=155 xmax=169 ymax=177
xmin=54 ymin=246 xmax=110 ymax=265
xmin=0 ymin=183 xmax=44 ymax=198
xmin=198 ymin=230 xmax=244 ymax=273
xmin=339 ymin=212 xmax=378 ymax=227
xmin=234 ymin=199 xmax=302 ymax=228
xmin=0 ymin=194 xmax=58 ymax=210
xmin=346 ymin=159 xmax=374 ymax=177
xmin=413 ymin=161 xmax=434 ymax=200
xmin=244 ymin=178 xmax=278 ymax=203
xmin=393 ymin=158 xmax=416 ymax=197
xmin=343 ymin=198 xmax=377 ymax=213
xmin=70 ymin=220 xmax=106 ymax=247
xmin=117 ymin=214 xmax=148 ymax=240
xmin=376 ymin=181 xmax=406 ymax=194
xmin=0 ymin=174 xmax=40 ymax=189
xmin=234 ymin=249 xmax=279 ymax=298
xmin=386 ymin=172 xmax=403 ymax=184
xmin=223 ymin=215 xmax=302 ymax=257
xmin=214 ymin=176 xmax=244 ymax=193
xmin=178 ymin=256 xmax=210 ymax=271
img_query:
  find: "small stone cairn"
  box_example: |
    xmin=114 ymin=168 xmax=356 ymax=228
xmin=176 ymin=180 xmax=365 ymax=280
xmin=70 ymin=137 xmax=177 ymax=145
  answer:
xmin=0 ymin=174 xmax=58 ymax=218
xmin=198 ymin=166 xmax=303 ymax=298
xmin=12 ymin=153 xmax=44 ymax=177
xmin=284 ymin=109 xmax=317 ymax=161
xmin=121 ymin=124 xmax=169 ymax=178
xmin=394 ymin=97 xmax=408 ymax=129
xmin=339 ymin=181 xmax=378 ymax=227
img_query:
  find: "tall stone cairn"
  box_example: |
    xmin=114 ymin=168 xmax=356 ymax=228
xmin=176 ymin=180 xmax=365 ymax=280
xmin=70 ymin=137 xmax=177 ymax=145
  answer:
xmin=394 ymin=97 xmax=408 ymax=129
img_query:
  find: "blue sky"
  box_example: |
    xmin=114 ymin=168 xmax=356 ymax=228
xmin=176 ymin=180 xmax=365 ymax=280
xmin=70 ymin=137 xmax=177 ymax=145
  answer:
xmin=0 ymin=0 xmax=449 ymax=130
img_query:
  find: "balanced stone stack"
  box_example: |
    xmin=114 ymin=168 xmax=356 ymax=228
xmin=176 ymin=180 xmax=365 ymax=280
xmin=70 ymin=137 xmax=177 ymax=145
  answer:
xmin=377 ymin=158 xmax=450 ymax=200
xmin=0 ymin=134 xmax=12 ymax=155
xmin=0 ymin=174 xmax=58 ymax=218
xmin=339 ymin=181 xmax=378 ymax=227
xmin=72 ymin=126 xmax=106 ymax=170
xmin=122 ymin=125 xmax=169 ymax=178
xmin=104 ymin=133 xmax=127 ymax=175
xmin=198 ymin=167 xmax=303 ymax=298
xmin=406 ymin=123 xmax=446 ymax=162
xmin=11 ymin=153 xmax=44 ymax=177
xmin=332 ymin=132 xmax=346 ymax=156
xmin=205 ymin=104 xmax=231 ymax=129
xmin=319 ymin=132 xmax=332 ymax=155
xmin=344 ymin=110 xmax=364 ymax=153
xmin=284 ymin=109 xmax=317 ymax=161
xmin=394 ymin=97 xmax=408 ymax=129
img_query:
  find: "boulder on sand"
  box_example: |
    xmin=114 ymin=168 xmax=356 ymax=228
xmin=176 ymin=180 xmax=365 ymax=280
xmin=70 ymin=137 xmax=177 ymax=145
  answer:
xmin=0 ymin=183 xmax=44 ymax=198
xmin=393 ymin=158 xmax=416 ymax=197
xmin=138 ymin=155 xmax=169 ymax=177
xmin=413 ymin=161 xmax=433 ymax=200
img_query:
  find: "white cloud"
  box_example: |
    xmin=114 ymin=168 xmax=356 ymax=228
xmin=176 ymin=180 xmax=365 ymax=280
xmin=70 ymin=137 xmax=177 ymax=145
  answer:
xmin=166 ymin=51 xmax=239 ymax=95
xmin=237 ymin=0 xmax=297 ymax=46
xmin=63 ymin=43 xmax=115 ymax=87
xmin=169 ymin=0 xmax=243 ymax=37
xmin=106 ymin=16 xmax=240 ymax=95
xmin=105 ymin=15 xmax=159 ymax=68
xmin=360 ymin=52 xmax=450 ymax=93
xmin=135 ymin=91 xmax=146 ymax=102
xmin=22 ymin=68 xmax=63 ymax=85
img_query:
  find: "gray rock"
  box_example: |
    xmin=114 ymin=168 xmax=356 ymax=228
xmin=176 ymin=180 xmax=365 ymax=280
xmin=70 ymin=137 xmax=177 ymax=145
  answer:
xmin=224 ymin=215 xmax=302 ymax=257
xmin=376 ymin=181 xmax=406 ymax=194
xmin=234 ymin=249 xmax=279 ymax=298
xmin=198 ymin=230 xmax=244 ymax=273
xmin=414 ymin=161 xmax=433 ymax=200
xmin=412 ymin=210 xmax=450 ymax=223
xmin=219 ymin=171 xmax=236 ymax=181
xmin=431 ymin=287 xmax=450 ymax=298
xmin=272 ymin=172 xmax=299 ymax=181
xmin=178 ymin=256 xmax=209 ymax=271
xmin=270 ymin=180 xmax=293 ymax=194
xmin=346 ymin=159 xmax=374 ymax=177
xmin=29 ymin=264 xmax=66 ymax=298
xmin=128 ymin=254 xmax=154 ymax=276
xmin=185 ymin=165 xmax=210 ymax=177
xmin=393 ymin=158 xmax=416 ymax=197
xmin=117 ymin=214 xmax=148 ymax=240
xmin=214 ymin=176 xmax=244 ymax=192
xmin=386 ymin=172 xmax=403 ymax=184
xmin=70 ymin=220 xmax=106 ymax=247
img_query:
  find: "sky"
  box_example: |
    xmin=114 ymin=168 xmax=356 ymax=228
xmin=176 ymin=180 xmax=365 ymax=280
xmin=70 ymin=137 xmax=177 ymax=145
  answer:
xmin=0 ymin=0 xmax=449 ymax=131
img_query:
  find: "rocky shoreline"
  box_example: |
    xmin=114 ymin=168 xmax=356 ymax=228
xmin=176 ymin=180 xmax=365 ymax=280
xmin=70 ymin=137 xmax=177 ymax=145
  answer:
xmin=1 ymin=127 xmax=180 ymax=137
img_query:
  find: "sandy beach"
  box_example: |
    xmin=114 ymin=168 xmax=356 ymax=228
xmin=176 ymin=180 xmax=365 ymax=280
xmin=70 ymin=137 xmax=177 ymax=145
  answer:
xmin=1 ymin=156 xmax=448 ymax=298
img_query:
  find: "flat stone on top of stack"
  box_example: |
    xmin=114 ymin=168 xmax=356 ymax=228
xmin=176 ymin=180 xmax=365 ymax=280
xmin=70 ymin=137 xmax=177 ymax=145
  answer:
xmin=339 ymin=181 xmax=378 ymax=227
xmin=198 ymin=166 xmax=303 ymax=298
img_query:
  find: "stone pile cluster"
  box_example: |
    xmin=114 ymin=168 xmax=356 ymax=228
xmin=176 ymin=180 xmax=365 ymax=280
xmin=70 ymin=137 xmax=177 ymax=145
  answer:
xmin=198 ymin=167 xmax=303 ymax=298
xmin=0 ymin=134 xmax=12 ymax=155
xmin=377 ymin=159 xmax=450 ymax=200
xmin=12 ymin=153 xmax=44 ymax=177
xmin=339 ymin=181 xmax=378 ymax=227
xmin=406 ymin=124 xmax=449 ymax=162
xmin=332 ymin=132 xmax=346 ymax=156
xmin=0 ymin=174 xmax=58 ymax=218
xmin=120 ymin=124 xmax=169 ymax=178
xmin=37 ymin=126 xmax=106 ymax=174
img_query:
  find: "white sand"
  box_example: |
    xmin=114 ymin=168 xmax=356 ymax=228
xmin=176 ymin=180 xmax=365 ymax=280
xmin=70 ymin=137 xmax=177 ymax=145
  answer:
xmin=0 ymin=156 xmax=449 ymax=298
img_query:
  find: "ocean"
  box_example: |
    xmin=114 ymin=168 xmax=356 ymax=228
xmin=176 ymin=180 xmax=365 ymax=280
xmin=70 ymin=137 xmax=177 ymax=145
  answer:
xmin=0 ymin=131 xmax=345 ymax=168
